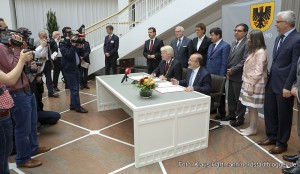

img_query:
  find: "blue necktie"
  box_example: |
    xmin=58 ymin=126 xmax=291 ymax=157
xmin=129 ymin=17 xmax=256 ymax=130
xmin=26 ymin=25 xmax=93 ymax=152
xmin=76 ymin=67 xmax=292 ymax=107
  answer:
xmin=75 ymin=53 xmax=80 ymax=65
xmin=189 ymin=71 xmax=194 ymax=86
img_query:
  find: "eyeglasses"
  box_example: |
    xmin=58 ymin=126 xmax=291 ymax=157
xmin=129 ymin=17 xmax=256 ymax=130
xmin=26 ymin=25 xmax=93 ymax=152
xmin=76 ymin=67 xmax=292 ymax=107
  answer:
xmin=234 ymin=29 xmax=244 ymax=32
xmin=276 ymin=20 xmax=286 ymax=23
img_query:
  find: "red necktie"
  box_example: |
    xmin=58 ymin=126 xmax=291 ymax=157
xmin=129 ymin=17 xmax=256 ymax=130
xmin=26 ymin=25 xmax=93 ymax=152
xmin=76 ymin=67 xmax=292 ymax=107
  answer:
xmin=150 ymin=40 xmax=154 ymax=51
xmin=165 ymin=62 xmax=169 ymax=75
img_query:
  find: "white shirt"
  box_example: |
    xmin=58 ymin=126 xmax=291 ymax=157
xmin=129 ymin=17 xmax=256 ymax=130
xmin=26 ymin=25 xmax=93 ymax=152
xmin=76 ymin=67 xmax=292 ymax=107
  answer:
xmin=197 ymin=35 xmax=205 ymax=50
xmin=56 ymin=40 xmax=62 ymax=57
xmin=35 ymin=40 xmax=48 ymax=60
xmin=189 ymin=67 xmax=200 ymax=86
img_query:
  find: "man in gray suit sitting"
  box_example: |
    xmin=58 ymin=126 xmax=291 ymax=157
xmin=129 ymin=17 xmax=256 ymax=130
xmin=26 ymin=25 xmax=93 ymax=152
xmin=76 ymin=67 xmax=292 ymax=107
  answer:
xmin=170 ymin=26 xmax=193 ymax=68
xmin=222 ymin=23 xmax=249 ymax=127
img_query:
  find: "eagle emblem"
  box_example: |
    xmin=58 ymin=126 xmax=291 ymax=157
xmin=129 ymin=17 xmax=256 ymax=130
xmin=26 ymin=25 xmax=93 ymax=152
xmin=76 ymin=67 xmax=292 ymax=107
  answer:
xmin=250 ymin=2 xmax=275 ymax=32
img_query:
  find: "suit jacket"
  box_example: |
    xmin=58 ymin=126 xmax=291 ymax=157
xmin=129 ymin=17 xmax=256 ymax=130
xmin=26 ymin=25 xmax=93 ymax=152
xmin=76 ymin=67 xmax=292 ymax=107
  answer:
xmin=80 ymin=41 xmax=91 ymax=63
xmin=152 ymin=58 xmax=182 ymax=81
xmin=206 ymin=40 xmax=231 ymax=76
xmin=192 ymin=35 xmax=212 ymax=67
xmin=59 ymin=42 xmax=81 ymax=73
xmin=103 ymin=34 xmax=119 ymax=59
xmin=242 ymin=49 xmax=268 ymax=86
xmin=267 ymin=29 xmax=300 ymax=94
xmin=170 ymin=36 xmax=193 ymax=68
xmin=227 ymin=37 xmax=248 ymax=82
xmin=179 ymin=67 xmax=211 ymax=95
xmin=143 ymin=38 xmax=164 ymax=68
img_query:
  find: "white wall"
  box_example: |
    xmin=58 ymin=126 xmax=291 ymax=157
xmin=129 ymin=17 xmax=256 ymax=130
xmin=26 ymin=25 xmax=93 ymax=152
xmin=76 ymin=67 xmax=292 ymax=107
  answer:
xmin=0 ymin=0 xmax=17 ymax=29
xmin=14 ymin=0 xmax=118 ymax=39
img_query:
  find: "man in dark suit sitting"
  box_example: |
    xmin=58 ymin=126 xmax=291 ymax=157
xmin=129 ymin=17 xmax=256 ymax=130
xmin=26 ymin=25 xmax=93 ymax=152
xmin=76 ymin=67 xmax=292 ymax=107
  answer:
xmin=171 ymin=53 xmax=211 ymax=95
xmin=143 ymin=27 xmax=164 ymax=74
xmin=152 ymin=45 xmax=182 ymax=81
xmin=192 ymin=23 xmax=212 ymax=67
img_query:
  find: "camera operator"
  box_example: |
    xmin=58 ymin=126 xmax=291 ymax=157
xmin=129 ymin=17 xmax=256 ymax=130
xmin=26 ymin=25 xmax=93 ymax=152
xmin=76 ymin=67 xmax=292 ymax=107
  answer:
xmin=60 ymin=27 xmax=88 ymax=113
xmin=0 ymin=32 xmax=50 ymax=168
xmin=0 ymin=35 xmax=33 ymax=174
xmin=35 ymin=31 xmax=59 ymax=98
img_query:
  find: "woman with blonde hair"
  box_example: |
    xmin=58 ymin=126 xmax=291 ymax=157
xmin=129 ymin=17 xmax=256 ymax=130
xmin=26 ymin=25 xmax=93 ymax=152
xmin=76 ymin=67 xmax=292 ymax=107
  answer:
xmin=239 ymin=30 xmax=268 ymax=136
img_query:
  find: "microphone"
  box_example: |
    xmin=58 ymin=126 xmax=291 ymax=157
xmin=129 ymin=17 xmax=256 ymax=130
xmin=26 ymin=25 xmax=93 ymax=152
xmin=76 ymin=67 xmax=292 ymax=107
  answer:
xmin=121 ymin=67 xmax=131 ymax=83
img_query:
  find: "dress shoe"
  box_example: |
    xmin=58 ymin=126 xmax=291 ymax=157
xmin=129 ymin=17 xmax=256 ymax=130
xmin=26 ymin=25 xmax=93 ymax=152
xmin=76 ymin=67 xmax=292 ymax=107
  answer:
xmin=49 ymin=93 xmax=59 ymax=98
xmin=282 ymin=166 xmax=300 ymax=174
xmin=283 ymin=154 xmax=299 ymax=163
xmin=221 ymin=115 xmax=236 ymax=121
xmin=76 ymin=107 xmax=88 ymax=113
xmin=85 ymin=86 xmax=90 ymax=89
xmin=214 ymin=114 xmax=225 ymax=120
xmin=257 ymin=139 xmax=276 ymax=146
xmin=70 ymin=107 xmax=75 ymax=110
xmin=230 ymin=119 xmax=244 ymax=127
xmin=269 ymin=146 xmax=287 ymax=154
xmin=240 ymin=130 xmax=257 ymax=136
xmin=54 ymin=87 xmax=60 ymax=92
xmin=17 ymin=159 xmax=42 ymax=168
xmin=34 ymin=147 xmax=51 ymax=155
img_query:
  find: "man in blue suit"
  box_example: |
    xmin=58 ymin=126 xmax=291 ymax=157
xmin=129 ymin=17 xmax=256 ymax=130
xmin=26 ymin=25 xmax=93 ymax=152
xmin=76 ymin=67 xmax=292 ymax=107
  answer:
xmin=258 ymin=11 xmax=300 ymax=156
xmin=171 ymin=53 xmax=211 ymax=95
xmin=206 ymin=27 xmax=230 ymax=119
xmin=104 ymin=25 xmax=119 ymax=75
xmin=170 ymin=26 xmax=193 ymax=68
xmin=60 ymin=27 xmax=88 ymax=113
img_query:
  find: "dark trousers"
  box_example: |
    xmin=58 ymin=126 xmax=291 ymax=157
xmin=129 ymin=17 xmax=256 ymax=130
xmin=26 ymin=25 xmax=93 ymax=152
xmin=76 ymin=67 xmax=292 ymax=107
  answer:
xmin=64 ymin=70 xmax=81 ymax=109
xmin=147 ymin=60 xmax=160 ymax=74
xmin=52 ymin=57 xmax=62 ymax=88
xmin=218 ymin=86 xmax=226 ymax=116
xmin=38 ymin=111 xmax=61 ymax=125
xmin=105 ymin=56 xmax=117 ymax=75
xmin=0 ymin=115 xmax=13 ymax=174
xmin=80 ymin=67 xmax=88 ymax=87
xmin=264 ymin=89 xmax=294 ymax=148
xmin=43 ymin=60 xmax=54 ymax=96
xmin=228 ymin=80 xmax=246 ymax=120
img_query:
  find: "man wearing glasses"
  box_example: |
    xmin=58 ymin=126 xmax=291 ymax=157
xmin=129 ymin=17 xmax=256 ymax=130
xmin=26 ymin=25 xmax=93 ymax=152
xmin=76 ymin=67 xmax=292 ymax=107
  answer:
xmin=222 ymin=23 xmax=249 ymax=127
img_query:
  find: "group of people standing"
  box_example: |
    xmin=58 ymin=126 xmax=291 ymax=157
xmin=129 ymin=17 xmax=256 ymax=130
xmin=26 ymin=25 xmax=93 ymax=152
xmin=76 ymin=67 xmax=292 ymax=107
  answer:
xmin=140 ymin=10 xmax=300 ymax=174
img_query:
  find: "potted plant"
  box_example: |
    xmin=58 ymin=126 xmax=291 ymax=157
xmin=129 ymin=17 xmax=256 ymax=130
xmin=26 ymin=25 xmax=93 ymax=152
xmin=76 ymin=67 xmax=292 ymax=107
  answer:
xmin=46 ymin=9 xmax=59 ymax=39
xmin=136 ymin=76 xmax=156 ymax=98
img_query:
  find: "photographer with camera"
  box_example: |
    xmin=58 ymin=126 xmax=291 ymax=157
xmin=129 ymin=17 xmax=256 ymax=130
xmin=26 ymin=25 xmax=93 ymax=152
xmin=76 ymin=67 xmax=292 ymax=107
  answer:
xmin=60 ymin=26 xmax=88 ymax=113
xmin=0 ymin=35 xmax=33 ymax=174
xmin=0 ymin=31 xmax=50 ymax=168
xmin=35 ymin=31 xmax=59 ymax=98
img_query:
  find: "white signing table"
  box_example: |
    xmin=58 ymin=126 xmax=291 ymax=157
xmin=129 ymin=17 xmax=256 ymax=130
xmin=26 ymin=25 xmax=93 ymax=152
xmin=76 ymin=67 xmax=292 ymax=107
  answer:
xmin=96 ymin=73 xmax=211 ymax=167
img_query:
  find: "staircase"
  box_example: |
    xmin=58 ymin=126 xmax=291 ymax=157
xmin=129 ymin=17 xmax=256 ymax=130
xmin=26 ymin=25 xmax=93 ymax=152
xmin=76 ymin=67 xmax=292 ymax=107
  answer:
xmin=86 ymin=0 xmax=243 ymax=75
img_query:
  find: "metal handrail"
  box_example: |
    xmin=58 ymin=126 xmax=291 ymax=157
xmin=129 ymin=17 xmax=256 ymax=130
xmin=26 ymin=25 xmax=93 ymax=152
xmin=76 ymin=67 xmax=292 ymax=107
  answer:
xmin=85 ymin=0 xmax=175 ymax=49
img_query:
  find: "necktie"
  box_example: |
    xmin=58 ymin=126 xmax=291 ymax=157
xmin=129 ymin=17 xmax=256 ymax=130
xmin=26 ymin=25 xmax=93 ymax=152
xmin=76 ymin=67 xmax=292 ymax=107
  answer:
xmin=177 ymin=39 xmax=182 ymax=51
xmin=277 ymin=35 xmax=285 ymax=52
xmin=188 ymin=71 xmax=194 ymax=86
xmin=109 ymin=35 xmax=112 ymax=40
xmin=165 ymin=62 xmax=169 ymax=75
xmin=212 ymin=44 xmax=216 ymax=52
xmin=232 ymin=41 xmax=238 ymax=52
xmin=75 ymin=52 xmax=80 ymax=65
xmin=150 ymin=40 xmax=154 ymax=51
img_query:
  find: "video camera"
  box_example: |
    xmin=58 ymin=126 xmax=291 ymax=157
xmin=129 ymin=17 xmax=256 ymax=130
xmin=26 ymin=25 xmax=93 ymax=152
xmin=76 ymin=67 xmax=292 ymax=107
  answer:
xmin=62 ymin=24 xmax=86 ymax=45
xmin=0 ymin=27 xmax=35 ymax=51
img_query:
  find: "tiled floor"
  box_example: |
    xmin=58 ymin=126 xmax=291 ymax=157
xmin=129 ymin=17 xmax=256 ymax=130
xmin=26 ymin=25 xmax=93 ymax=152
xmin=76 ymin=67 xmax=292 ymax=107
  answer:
xmin=8 ymin=79 xmax=299 ymax=174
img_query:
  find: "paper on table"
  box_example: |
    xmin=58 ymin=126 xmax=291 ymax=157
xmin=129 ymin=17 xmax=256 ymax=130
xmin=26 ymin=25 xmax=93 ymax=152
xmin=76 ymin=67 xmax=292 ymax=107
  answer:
xmin=156 ymin=81 xmax=175 ymax=88
xmin=51 ymin=51 xmax=58 ymax=60
xmin=155 ymin=86 xmax=185 ymax=93
xmin=81 ymin=61 xmax=90 ymax=69
xmin=129 ymin=75 xmax=146 ymax=81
